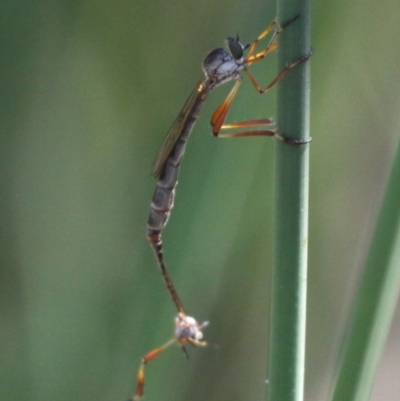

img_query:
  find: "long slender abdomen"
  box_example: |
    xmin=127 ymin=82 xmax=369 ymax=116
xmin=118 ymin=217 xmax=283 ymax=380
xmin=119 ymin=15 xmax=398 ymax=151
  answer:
xmin=146 ymin=92 xmax=208 ymax=313
xmin=147 ymin=144 xmax=187 ymax=313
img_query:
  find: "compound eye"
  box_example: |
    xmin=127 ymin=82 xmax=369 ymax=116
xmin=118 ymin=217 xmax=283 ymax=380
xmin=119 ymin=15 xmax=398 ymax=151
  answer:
xmin=226 ymin=36 xmax=244 ymax=60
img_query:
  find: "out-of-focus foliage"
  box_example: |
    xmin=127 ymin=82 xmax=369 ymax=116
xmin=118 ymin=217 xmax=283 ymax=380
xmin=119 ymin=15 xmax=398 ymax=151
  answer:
xmin=1 ymin=1 xmax=399 ymax=401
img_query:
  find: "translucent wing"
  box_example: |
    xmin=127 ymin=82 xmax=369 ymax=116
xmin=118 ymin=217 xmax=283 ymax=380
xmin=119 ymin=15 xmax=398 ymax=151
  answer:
xmin=151 ymin=75 xmax=207 ymax=178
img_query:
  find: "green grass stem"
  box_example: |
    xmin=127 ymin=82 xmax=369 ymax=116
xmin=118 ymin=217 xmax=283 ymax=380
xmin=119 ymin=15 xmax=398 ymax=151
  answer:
xmin=268 ymin=0 xmax=311 ymax=400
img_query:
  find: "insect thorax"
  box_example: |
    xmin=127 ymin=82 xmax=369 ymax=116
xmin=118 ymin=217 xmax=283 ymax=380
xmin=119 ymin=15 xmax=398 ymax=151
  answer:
xmin=202 ymin=48 xmax=244 ymax=88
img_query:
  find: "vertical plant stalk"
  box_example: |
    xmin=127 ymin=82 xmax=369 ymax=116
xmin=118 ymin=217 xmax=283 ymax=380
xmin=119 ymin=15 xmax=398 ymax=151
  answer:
xmin=331 ymin=138 xmax=400 ymax=401
xmin=268 ymin=0 xmax=311 ymax=401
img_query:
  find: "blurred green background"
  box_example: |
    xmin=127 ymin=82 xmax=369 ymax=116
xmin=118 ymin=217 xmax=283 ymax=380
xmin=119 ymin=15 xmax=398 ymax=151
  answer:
xmin=1 ymin=1 xmax=400 ymax=401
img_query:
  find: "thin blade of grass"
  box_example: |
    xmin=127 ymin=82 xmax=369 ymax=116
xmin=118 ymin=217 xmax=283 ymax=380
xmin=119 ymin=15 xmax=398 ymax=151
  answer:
xmin=331 ymin=136 xmax=400 ymax=401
